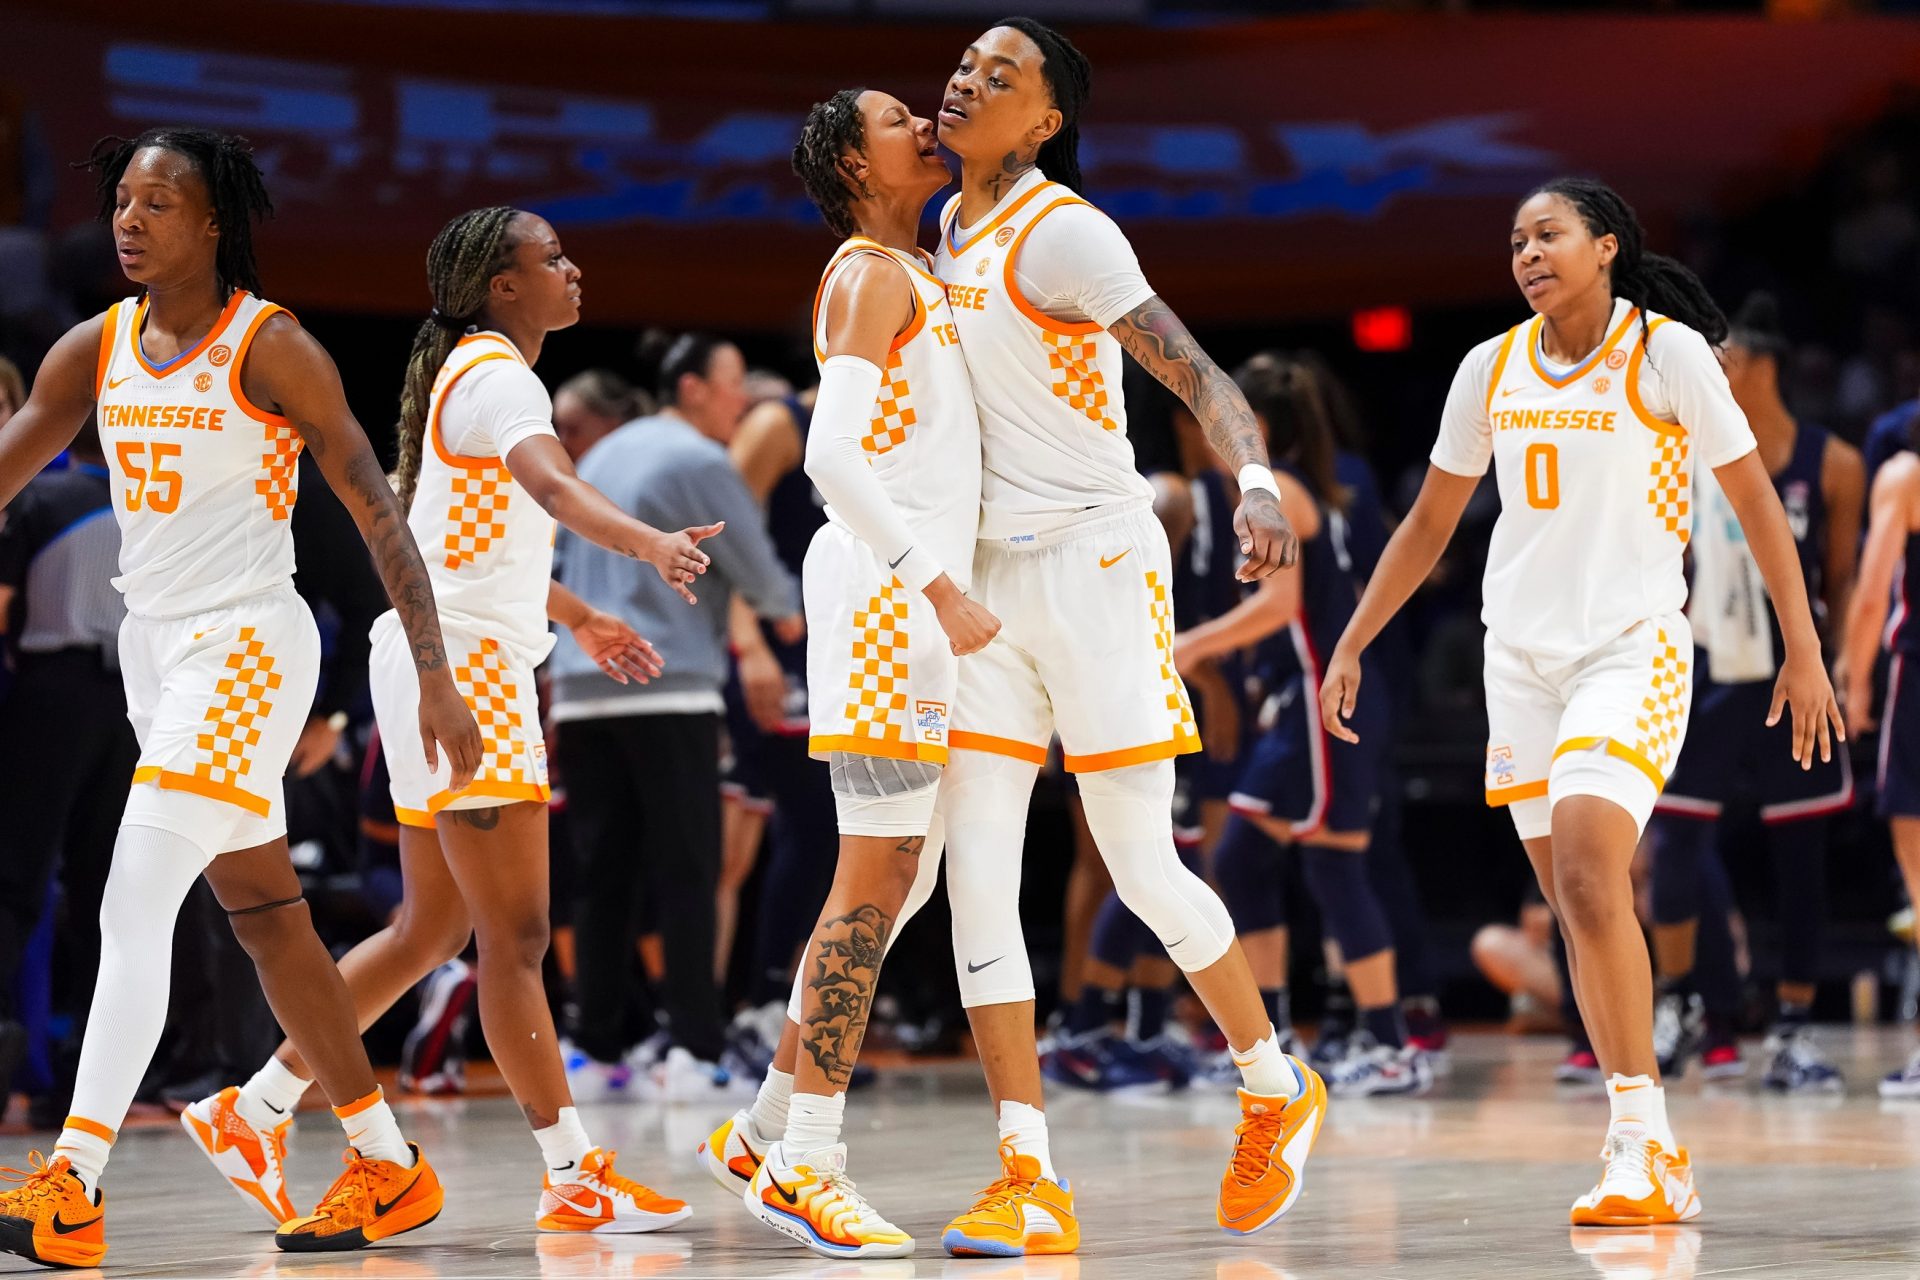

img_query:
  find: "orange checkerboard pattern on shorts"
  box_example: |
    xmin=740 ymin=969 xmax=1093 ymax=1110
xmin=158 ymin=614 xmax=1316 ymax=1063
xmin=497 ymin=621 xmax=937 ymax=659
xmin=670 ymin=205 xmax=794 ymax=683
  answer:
xmin=1148 ymin=569 xmax=1198 ymax=741
xmin=845 ymin=578 xmax=910 ymax=744
xmin=455 ymin=640 xmax=529 ymax=786
xmin=863 ymin=352 xmax=916 ymax=456
xmin=1045 ymin=333 xmax=1115 ymax=430
xmin=1631 ymin=627 xmax=1689 ymax=776
xmin=1646 ymin=432 xmax=1690 ymax=544
xmin=445 ymin=463 xmax=513 ymax=571
xmin=195 ymin=626 xmax=282 ymax=790
xmin=256 ymin=423 xmax=302 ymax=522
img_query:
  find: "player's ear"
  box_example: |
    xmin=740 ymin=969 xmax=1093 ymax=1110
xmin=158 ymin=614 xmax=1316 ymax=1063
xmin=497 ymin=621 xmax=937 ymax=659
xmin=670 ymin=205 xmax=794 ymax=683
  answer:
xmin=1595 ymin=232 xmax=1618 ymax=271
xmin=837 ymin=148 xmax=872 ymax=199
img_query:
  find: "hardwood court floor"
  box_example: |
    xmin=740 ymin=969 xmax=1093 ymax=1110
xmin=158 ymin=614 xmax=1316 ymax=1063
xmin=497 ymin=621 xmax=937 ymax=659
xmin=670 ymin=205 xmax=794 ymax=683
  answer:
xmin=7 ymin=1029 xmax=1920 ymax=1279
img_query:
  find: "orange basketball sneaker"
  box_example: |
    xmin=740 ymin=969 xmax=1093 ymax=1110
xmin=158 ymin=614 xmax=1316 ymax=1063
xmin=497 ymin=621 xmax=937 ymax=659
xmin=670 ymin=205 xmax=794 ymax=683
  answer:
xmin=941 ymin=1143 xmax=1079 ymax=1257
xmin=1569 ymin=1128 xmax=1701 ymax=1226
xmin=536 ymin=1149 xmax=691 ymax=1233
xmin=181 ymin=1086 xmax=296 ymax=1223
xmin=697 ymin=1110 xmax=770 ymax=1191
xmin=276 ymin=1144 xmax=443 ymax=1252
xmin=1217 ymin=1060 xmax=1329 ymax=1236
xmin=0 ymin=1153 xmax=106 ymax=1269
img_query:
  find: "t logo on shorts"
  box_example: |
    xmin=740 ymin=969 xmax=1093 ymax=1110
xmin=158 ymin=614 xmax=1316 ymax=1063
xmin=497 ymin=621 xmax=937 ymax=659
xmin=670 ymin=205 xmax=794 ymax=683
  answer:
xmin=915 ymin=700 xmax=948 ymax=747
xmin=1487 ymin=744 xmax=1516 ymax=787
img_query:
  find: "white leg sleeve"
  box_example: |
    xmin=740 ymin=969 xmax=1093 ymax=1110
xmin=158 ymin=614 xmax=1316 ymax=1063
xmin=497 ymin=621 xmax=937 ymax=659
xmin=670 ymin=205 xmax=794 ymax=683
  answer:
xmin=1077 ymin=760 xmax=1236 ymax=972
xmin=944 ymin=749 xmax=1040 ymax=1007
xmin=787 ymin=812 xmax=948 ymax=1026
xmin=63 ymin=824 xmax=209 ymax=1146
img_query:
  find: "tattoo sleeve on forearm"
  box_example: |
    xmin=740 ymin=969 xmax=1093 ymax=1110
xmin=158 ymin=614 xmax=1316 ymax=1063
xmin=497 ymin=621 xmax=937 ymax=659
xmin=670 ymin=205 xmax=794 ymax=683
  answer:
xmin=1111 ymin=298 xmax=1269 ymax=472
xmin=801 ymin=904 xmax=893 ymax=1088
xmin=320 ymin=431 xmax=448 ymax=673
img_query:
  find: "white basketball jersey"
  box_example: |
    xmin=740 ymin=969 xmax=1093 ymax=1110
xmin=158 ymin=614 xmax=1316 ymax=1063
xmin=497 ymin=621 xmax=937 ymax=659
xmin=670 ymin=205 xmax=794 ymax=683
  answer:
xmin=812 ymin=237 xmax=982 ymax=589
xmin=409 ymin=333 xmax=559 ymax=663
xmin=1432 ymin=299 xmax=1756 ymax=667
xmin=933 ymin=174 xmax=1155 ymax=542
xmin=95 ymin=291 xmax=301 ymax=618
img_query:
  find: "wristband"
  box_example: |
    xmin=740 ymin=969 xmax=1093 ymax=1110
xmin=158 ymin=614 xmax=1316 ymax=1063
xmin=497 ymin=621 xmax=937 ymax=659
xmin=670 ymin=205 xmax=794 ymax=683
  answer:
xmin=1237 ymin=464 xmax=1281 ymax=501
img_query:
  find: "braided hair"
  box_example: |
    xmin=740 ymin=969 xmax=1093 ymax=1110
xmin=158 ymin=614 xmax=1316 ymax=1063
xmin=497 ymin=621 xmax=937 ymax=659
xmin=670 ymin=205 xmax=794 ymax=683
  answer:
xmin=1527 ymin=177 xmax=1727 ymax=357
xmin=992 ymin=16 xmax=1091 ymax=194
xmin=394 ymin=206 xmax=525 ymax=508
xmin=1234 ymin=352 xmax=1350 ymax=514
xmin=792 ymin=89 xmax=869 ymax=239
xmin=84 ymin=127 xmax=273 ymax=298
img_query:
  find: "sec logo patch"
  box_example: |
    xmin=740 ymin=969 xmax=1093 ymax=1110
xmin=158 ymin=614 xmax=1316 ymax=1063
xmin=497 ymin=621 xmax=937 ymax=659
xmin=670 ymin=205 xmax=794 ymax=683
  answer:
xmin=194 ymin=372 xmax=213 ymax=392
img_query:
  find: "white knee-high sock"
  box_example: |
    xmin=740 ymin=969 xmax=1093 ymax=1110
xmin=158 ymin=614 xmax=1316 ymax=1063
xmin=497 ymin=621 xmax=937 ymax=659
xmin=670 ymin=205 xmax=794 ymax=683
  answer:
xmin=57 ymin=825 xmax=208 ymax=1194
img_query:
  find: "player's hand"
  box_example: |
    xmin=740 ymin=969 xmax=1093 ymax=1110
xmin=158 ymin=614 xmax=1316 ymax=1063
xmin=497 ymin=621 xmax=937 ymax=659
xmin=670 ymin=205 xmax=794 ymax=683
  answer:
xmin=928 ymin=576 xmax=1000 ymax=656
xmin=737 ymin=644 xmax=788 ymax=733
xmin=646 ymin=522 xmax=723 ymax=604
xmin=1843 ymin=672 xmax=1878 ymax=737
xmin=569 ymin=608 xmax=662 ymax=685
xmin=1319 ymin=642 xmax=1363 ymax=744
xmin=1234 ymin=489 xmax=1298 ymax=581
xmin=289 ymin=714 xmax=343 ymax=778
xmin=419 ymin=671 xmax=483 ymax=792
xmin=1768 ymin=646 xmax=1845 ymax=769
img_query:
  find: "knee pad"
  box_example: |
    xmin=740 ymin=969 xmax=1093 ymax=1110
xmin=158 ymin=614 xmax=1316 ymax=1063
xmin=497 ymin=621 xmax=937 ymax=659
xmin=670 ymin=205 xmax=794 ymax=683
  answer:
xmin=1300 ymin=843 xmax=1392 ymax=963
xmin=1212 ymin=815 xmax=1287 ymax=935
xmin=831 ymin=752 xmax=940 ymax=836
xmin=944 ymin=751 xmax=1039 ymax=1007
xmin=1648 ymin=816 xmax=1711 ymax=926
xmin=1077 ymin=761 xmax=1235 ymax=973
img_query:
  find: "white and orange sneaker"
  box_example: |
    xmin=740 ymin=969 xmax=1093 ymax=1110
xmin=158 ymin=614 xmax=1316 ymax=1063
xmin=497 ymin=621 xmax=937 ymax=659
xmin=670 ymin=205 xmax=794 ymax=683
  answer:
xmin=1217 ymin=1058 xmax=1328 ymax=1236
xmin=745 ymin=1142 xmax=913 ymax=1259
xmin=538 ymin=1150 xmax=690 ymax=1233
xmin=182 ymin=1086 xmax=296 ymax=1224
xmin=1568 ymin=1127 xmax=1701 ymax=1226
xmin=696 ymin=1110 xmax=770 ymax=1192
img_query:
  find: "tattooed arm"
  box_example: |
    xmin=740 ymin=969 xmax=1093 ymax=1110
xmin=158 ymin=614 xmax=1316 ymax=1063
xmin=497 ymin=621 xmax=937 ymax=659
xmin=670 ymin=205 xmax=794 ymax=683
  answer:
xmin=1110 ymin=297 xmax=1297 ymax=578
xmin=243 ymin=315 xmax=483 ymax=789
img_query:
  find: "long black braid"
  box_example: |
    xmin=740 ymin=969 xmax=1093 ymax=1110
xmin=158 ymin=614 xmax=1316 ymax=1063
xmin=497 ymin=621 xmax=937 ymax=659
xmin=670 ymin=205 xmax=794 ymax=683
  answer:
xmin=394 ymin=206 xmax=524 ymax=508
xmin=993 ymin=16 xmax=1091 ymax=194
xmin=83 ymin=127 xmax=274 ymax=298
xmin=1527 ymin=177 xmax=1727 ymax=358
xmin=792 ymin=89 xmax=870 ymax=240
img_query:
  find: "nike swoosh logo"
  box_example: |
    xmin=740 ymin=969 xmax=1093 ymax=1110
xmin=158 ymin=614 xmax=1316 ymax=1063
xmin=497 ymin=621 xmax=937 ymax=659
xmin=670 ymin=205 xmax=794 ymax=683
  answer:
xmin=264 ymin=1101 xmax=286 ymax=1115
xmin=769 ymin=1173 xmax=802 ymax=1206
xmin=1500 ymin=387 xmax=1520 ymax=397
xmin=52 ymin=1213 xmax=101 ymax=1235
xmin=967 ymin=956 xmax=1003 ymax=973
xmin=551 ymin=1160 xmax=575 ymax=1172
xmin=1613 ymin=1082 xmax=1649 ymax=1093
xmin=1099 ymin=550 xmax=1131 ymax=569
xmin=889 ymin=546 xmax=914 ymax=570
xmin=375 ymin=1171 xmax=422 ymax=1216
xmin=105 ymin=375 xmax=134 ymax=391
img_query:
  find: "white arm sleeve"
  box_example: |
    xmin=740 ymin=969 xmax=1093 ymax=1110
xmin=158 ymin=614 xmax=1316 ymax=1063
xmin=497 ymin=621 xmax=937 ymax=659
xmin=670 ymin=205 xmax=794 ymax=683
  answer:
xmin=442 ymin=359 xmax=557 ymax=459
xmin=805 ymin=354 xmax=943 ymax=594
xmin=1012 ymin=203 xmax=1157 ymax=329
xmin=1429 ymin=340 xmax=1499 ymax=478
xmin=1644 ymin=323 xmax=1758 ymax=469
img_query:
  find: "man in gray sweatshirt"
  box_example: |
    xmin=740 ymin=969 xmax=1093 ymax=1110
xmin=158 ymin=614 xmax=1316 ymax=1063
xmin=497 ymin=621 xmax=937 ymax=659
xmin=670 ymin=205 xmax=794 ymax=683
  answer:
xmin=552 ymin=333 xmax=801 ymax=1099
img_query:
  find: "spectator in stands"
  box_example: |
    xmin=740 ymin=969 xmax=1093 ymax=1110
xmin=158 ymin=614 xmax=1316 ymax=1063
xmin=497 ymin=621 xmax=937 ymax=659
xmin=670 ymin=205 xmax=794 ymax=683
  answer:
xmin=552 ymin=331 xmax=801 ymax=1100
xmin=0 ymin=416 xmax=134 ymax=1117
xmin=553 ymin=369 xmax=650 ymax=464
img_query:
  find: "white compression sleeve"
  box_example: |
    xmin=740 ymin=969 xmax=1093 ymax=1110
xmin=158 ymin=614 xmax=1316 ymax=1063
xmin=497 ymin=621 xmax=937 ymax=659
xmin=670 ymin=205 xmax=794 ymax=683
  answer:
xmin=805 ymin=354 xmax=942 ymax=594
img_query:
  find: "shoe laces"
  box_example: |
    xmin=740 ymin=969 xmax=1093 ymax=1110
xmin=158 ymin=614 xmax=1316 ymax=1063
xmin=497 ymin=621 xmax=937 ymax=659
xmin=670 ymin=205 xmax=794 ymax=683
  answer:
xmin=266 ymin=1121 xmax=291 ymax=1170
xmin=312 ymin=1149 xmax=377 ymax=1222
xmin=1229 ymin=1106 xmax=1285 ymax=1186
xmin=586 ymin=1151 xmax=661 ymax=1202
xmin=0 ymin=1152 xmax=68 ymax=1206
xmin=969 ymin=1143 xmax=1037 ymax=1214
xmin=1599 ymin=1130 xmax=1654 ymax=1190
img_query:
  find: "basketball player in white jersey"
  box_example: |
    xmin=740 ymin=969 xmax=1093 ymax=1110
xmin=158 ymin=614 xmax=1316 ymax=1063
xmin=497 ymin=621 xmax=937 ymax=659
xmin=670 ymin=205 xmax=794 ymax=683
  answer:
xmin=1321 ymin=178 xmax=1841 ymax=1225
xmin=183 ymin=206 xmax=715 ymax=1238
xmin=697 ymin=88 xmax=996 ymax=1260
xmin=926 ymin=18 xmax=1319 ymax=1251
xmin=0 ymin=128 xmax=482 ymax=1267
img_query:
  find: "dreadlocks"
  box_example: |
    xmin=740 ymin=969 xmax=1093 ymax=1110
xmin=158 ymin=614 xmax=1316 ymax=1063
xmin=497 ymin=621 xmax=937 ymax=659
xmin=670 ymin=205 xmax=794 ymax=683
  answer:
xmin=993 ymin=16 xmax=1091 ymax=194
xmin=793 ymin=89 xmax=870 ymax=239
xmin=84 ymin=127 xmax=274 ymax=298
xmin=1526 ymin=177 xmax=1728 ymax=356
xmin=394 ymin=206 xmax=525 ymax=508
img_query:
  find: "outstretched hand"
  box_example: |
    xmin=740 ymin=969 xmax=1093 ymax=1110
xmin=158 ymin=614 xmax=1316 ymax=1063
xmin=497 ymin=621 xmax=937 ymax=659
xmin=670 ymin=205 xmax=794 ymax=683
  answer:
xmin=648 ymin=522 xmax=724 ymax=604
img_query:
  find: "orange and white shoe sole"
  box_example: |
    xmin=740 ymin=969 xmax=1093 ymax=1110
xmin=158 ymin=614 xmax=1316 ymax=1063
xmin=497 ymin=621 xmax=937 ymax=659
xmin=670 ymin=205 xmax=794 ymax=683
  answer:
xmin=1221 ymin=1059 xmax=1329 ymax=1236
xmin=180 ymin=1097 xmax=295 ymax=1225
xmin=537 ymin=1190 xmax=692 ymax=1234
xmin=1569 ymin=1188 xmax=1702 ymax=1228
